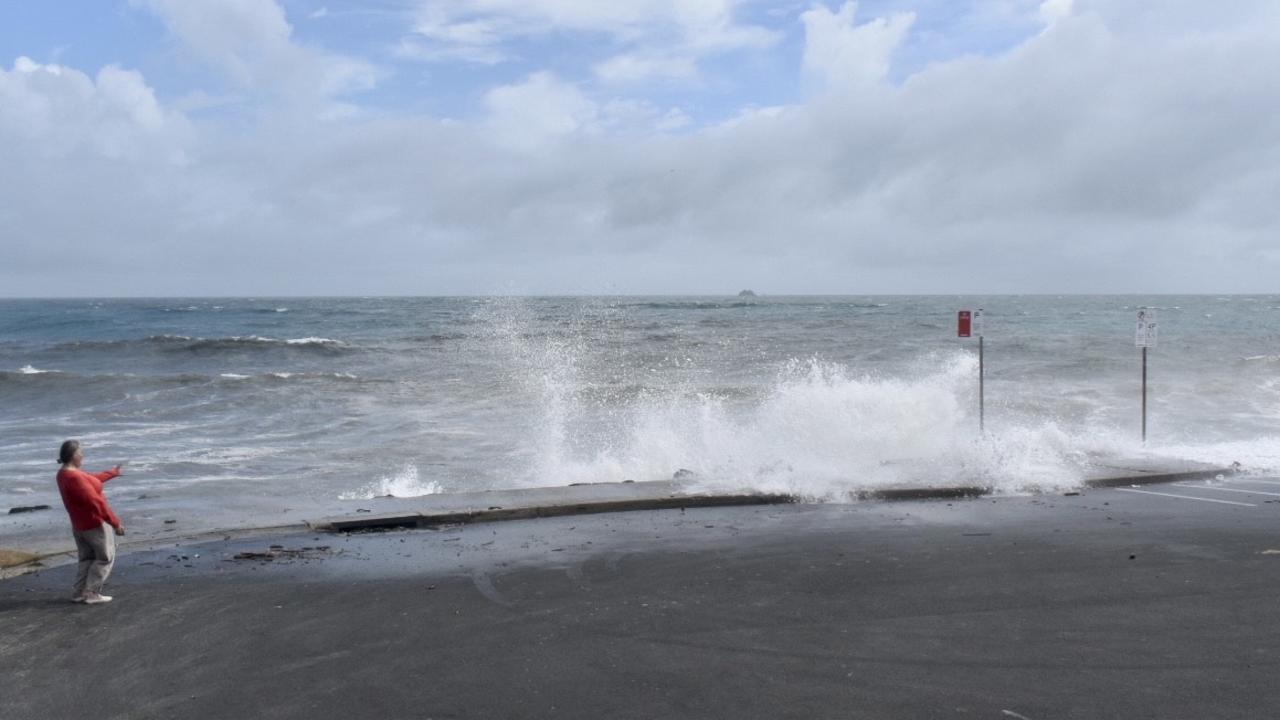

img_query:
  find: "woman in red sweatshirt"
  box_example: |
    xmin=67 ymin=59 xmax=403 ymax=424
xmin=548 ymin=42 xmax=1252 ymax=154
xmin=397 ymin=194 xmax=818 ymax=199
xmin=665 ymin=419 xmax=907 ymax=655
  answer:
xmin=55 ymin=439 xmax=125 ymax=605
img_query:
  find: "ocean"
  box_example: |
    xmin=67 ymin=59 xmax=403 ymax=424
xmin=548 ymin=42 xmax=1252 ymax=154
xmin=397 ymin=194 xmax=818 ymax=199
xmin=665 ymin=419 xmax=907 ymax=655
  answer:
xmin=2 ymin=296 xmax=1278 ymax=540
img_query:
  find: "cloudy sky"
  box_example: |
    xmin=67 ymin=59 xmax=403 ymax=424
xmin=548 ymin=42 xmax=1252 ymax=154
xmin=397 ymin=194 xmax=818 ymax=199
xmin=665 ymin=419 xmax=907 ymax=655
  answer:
xmin=2 ymin=0 xmax=1278 ymax=296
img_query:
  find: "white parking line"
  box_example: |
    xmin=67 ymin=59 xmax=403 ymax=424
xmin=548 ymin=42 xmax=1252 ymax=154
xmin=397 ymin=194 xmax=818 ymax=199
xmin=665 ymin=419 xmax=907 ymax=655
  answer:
xmin=1173 ymin=483 xmax=1280 ymax=498
xmin=1115 ymin=488 xmax=1257 ymax=507
xmin=1228 ymin=478 xmax=1280 ymax=487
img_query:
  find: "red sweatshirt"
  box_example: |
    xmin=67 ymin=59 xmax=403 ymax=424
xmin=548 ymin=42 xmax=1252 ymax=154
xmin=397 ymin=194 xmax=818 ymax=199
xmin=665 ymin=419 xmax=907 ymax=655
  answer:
xmin=56 ymin=467 xmax=122 ymax=532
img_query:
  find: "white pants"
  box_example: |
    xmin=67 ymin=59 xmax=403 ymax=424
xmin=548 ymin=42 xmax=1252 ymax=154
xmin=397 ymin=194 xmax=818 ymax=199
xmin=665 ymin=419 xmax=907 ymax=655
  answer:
xmin=72 ymin=522 xmax=116 ymax=596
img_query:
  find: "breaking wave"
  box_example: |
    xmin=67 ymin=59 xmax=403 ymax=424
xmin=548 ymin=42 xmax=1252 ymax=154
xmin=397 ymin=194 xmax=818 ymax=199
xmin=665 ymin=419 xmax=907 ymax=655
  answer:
xmin=469 ymin=299 xmax=1136 ymax=499
xmin=517 ymin=353 xmax=1121 ymax=498
xmin=339 ymin=464 xmax=444 ymax=500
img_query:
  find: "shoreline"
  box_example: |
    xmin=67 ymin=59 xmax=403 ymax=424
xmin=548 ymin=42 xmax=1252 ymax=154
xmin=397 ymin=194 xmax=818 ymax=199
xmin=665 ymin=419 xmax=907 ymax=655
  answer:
xmin=1 ymin=457 xmax=1236 ymax=579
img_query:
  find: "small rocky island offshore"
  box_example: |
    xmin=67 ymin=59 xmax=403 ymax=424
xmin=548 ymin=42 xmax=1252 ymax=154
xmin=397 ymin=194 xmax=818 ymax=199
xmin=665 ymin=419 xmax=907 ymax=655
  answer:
xmin=738 ymin=290 xmax=757 ymax=297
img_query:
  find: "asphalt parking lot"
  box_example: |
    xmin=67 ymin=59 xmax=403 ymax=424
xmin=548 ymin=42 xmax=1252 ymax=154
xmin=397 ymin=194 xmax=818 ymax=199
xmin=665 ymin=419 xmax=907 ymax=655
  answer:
xmin=5 ymin=480 xmax=1280 ymax=720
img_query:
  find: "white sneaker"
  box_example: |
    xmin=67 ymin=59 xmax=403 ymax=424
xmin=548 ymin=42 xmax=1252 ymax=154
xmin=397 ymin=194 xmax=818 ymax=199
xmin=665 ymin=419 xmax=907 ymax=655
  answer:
xmin=83 ymin=593 xmax=113 ymax=604
xmin=70 ymin=595 xmax=87 ymax=604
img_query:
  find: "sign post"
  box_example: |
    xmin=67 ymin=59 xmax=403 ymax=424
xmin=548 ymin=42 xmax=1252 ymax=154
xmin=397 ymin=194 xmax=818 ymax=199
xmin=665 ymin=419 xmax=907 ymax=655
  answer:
xmin=958 ymin=309 xmax=985 ymax=433
xmin=1134 ymin=308 xmax=1158 ymax=443
xmin=976 ymin=309 xmax=984 ymax=433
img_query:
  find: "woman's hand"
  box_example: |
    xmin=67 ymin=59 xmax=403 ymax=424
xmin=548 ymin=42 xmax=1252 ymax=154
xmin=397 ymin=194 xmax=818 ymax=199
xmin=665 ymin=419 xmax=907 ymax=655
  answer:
xmin=112 ymin=464 xmax=124 ymax=475
xmin=114 ymin=526 xmax=126 ymax=537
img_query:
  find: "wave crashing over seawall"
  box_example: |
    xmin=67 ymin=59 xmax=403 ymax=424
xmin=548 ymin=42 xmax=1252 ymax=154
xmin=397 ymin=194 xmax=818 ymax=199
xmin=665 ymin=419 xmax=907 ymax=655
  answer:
xmin=340 ymin=464 xmax=444 ymax=500
xmin=3 ymin=296 xmax=1272 ymax=510
xmin=512 ymin=354 xmax=1117 ymax=500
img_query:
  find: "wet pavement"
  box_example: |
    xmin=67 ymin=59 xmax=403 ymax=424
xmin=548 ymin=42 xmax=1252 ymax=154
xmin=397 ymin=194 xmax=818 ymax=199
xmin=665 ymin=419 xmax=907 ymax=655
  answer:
xmin=5 ymin=476 xmax=1280 ymax=719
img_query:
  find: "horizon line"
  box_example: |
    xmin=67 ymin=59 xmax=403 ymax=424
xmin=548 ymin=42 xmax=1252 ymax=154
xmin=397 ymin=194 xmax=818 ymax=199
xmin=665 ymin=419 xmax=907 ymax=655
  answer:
xmin=1 ymin=292 xmax=1276 ymax=301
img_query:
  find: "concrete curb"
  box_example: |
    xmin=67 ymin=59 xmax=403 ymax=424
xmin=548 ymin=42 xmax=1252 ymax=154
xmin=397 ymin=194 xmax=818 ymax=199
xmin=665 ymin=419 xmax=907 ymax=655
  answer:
xmin=312 ymin=493 xmax=794 ymax=532
xmin=306 ymin=463 xmax=1241 ymax=534
xmin=1082 ymin=466 xmax=1234 ymax=488
xmin=1 ymin=462 xmax=1243 ymax=575
xmin=855 ymin=486 xmax=989 ymax=502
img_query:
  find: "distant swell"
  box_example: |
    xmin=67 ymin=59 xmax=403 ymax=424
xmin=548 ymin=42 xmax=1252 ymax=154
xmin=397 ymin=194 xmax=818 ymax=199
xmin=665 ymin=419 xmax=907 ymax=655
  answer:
xmin=50 ymin=335 xmax=355 ymax=355
xmin=2 ymin=369 xmax=371 ymax=389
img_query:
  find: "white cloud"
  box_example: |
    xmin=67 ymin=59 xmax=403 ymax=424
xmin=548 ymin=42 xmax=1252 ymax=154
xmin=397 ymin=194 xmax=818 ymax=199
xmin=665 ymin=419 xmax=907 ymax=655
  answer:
xmin=801 ymin=2 xmax=915 ymax=89
xmin=132 ymin=0 xmax=378 ymax=105
xmin=483 ymin=71 xmax=598 ymax=150
xmin=393 ymin=36 xmax=506 ymax=65
xmin=403 ymin=0 xmax=778 ymax=77
xmin=0 ymin=57 xmax=187 ymax=160
xmin=671 ymin=0 xmax=779 ymax=52
xmin=413 ymin=0 xmax=753 ymax=42
xmin=1038 ymin=0 xmax=1073 ymax=26
xmin=599 ymin=99 xmax=696 ymax=134
xmin=4 ymin=0 xmax=1280 ymax=295
xmin=594 ymin=52 xmax=699 ymax=84
xmin=483 ymin=72 xmax=696 ymax=150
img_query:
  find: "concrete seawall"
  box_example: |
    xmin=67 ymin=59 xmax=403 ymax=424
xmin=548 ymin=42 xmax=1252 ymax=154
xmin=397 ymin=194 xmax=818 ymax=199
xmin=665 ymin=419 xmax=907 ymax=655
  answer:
xmin=1 ymin=457 xmax=1239 ymax=575
xmin=304 ymin=457 xmax=1236 ymax=532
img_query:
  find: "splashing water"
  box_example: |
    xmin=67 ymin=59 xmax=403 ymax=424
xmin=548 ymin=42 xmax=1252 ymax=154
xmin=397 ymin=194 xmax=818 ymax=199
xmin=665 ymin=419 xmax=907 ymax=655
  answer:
xmin=509 ymin=350 xmax=1130 ymax=499
xmin=339 ymin=464 xmax=443 ymax=500
xmin=465 ymin=298 xmax=1145 ymax=499
xmin=2 ymin=295 xmax=1274 ymax=516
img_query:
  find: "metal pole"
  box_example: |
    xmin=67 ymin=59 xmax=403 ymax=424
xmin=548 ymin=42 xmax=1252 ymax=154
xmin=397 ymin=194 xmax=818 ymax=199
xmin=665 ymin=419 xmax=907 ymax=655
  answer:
xmin=1141 ymin=346 xmax=1147 ymax=444
xmin=979 ymin=335 xmax=985 ymax=434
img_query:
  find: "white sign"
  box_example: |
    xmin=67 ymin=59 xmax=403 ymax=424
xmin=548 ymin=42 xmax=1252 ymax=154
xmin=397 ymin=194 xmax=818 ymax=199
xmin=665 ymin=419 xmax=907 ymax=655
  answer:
xmin=973 ymin=308 xmax=984 ymax=338
xmin=1135 ymin=308 xmax=1158 ymax=348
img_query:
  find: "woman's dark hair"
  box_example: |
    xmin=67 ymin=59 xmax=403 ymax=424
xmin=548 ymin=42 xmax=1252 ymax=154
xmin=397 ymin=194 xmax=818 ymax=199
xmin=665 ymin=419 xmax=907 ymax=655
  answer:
xmin=58 ymin=439 xmax=81 ymax=465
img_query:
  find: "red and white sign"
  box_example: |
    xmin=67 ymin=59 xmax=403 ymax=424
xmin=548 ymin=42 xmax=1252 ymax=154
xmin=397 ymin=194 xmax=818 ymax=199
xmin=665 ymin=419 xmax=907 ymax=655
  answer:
xmin=958 ymin=311 xmax=972 ymax=338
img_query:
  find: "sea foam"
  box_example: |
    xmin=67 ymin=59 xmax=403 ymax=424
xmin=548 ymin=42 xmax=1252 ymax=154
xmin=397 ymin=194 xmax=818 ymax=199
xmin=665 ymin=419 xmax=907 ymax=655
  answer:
xmin=470 ymin=298 xmax=1125 ymax=499
xmin=517 ymin=353 xmax=1117 ymax=498
xmin=340 ymin=463 xmax=443 ymax=500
